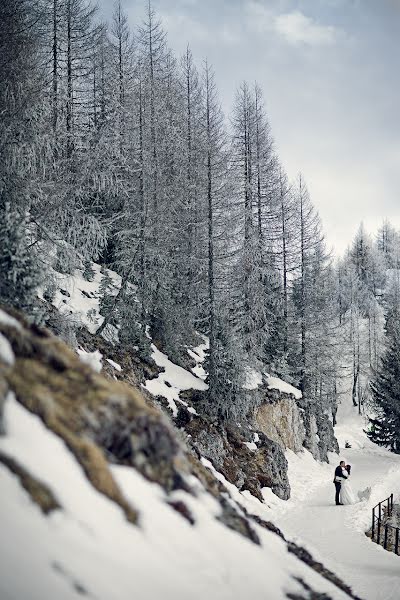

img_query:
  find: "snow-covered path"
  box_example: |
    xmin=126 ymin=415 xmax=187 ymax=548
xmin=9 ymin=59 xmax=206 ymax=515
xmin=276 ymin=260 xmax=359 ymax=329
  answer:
xmin=274 ymin=405 xmax=400 ymax=600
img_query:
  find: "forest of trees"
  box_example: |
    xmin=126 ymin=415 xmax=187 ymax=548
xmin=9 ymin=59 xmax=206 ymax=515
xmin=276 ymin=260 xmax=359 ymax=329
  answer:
xmin=1 ymin=0 xmax=400 ymax=430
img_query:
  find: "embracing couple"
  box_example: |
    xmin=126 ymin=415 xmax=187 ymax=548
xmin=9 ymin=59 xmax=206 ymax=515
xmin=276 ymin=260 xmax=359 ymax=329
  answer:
xmin=333 ymin=460 xmax=356 ymax=505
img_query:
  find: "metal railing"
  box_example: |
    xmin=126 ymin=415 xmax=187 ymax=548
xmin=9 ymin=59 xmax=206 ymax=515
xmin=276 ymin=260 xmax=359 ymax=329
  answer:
xmin=371 ymin=494 xmax=400 ymax=554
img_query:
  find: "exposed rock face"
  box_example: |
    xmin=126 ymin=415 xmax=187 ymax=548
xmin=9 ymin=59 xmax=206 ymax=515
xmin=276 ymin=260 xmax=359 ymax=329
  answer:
xmin=92 ymin=410 xmax=188 ymax=493
xmin=302 ymin=412 xmax=319 ymax=458
xmin=186 ymin=414 xmax=290 ymax=501
xmin=255 ymin=397 xmax=305 ymax=453
xmin=254 ymin=383 xmax=338 ymax=463
xmin=300 ymin=401 xmax=339 ymax=462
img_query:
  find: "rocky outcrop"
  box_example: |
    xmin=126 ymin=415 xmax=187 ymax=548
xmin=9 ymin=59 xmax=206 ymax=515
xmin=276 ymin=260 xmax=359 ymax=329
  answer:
xmin=300 ymin=401 xmax=339 ymax=461
xmin=254 ymin=381 xmax=338 ymax=463
xmin=255 ymin=396 xmax=305 ymax=453
xmin=0 ymin=306 xmax=260 ymax=541
xmin=185 ymin=412 xmax=290 ymax=501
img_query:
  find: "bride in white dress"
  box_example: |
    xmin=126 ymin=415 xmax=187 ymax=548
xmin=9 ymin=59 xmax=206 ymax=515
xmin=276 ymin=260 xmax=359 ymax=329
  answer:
xmin=341 ymin=465 xmax=357 ymax=505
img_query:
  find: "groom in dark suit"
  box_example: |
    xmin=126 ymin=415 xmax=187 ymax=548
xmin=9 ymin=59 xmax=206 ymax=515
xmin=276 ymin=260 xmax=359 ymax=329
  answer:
xmin=333 ymin=460 xmax=348 ymax=505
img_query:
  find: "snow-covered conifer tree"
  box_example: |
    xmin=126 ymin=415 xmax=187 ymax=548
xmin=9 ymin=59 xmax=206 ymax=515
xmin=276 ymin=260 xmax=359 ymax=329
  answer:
xmin=369 ymin=276 xmax=400 ymax=452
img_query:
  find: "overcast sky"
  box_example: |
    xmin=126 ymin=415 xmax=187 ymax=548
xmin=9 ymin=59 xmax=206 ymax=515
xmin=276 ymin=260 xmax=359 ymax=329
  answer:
xmin=100 ymin=0 xmax=400 ymax=255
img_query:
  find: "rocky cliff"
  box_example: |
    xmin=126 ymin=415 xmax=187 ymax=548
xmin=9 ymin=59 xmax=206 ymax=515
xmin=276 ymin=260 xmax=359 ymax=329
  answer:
xmin=254 ymin=380 xmax=339 ymax=462
xmin=256 ymin=394 xmax=305 ymax=453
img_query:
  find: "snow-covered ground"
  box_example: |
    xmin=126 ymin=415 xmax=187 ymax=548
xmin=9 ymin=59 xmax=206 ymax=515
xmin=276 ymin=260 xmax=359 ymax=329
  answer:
xmin=271 ymin=400 xmax=400 ymax=600
xmin=38 ymin=262 xmax=121 ymax=335
xmin=200 ymin=399 xmax=400 ymax=600
xmin=143 ymin=341 xmax=208 ymax=417
xmin=0 ymin=395 xmax=352 ymax=600
xmin=26 ymin=259 xmax=400 ymax=599
xmin=266 ymin=376 xmax=302 ymax=400
xmin=242 ymin=368 xmax=302 ymax=400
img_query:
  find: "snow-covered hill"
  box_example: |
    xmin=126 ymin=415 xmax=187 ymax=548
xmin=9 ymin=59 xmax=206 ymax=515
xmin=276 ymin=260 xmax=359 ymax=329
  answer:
xmin=0 ymin=307 xmax=361 ymax=600
xmin=0 ymin=394 xmax=355 ymax=600
xmin=1 ymin=260 xmax=399 ymax=600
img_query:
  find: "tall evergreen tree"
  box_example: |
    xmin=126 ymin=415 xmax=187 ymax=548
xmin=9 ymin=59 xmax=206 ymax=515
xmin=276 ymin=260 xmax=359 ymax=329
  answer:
xmin=368 ymin=300 xmax=400 ymax=452
xmin=0 ymin=0 xmax=45 ymax=309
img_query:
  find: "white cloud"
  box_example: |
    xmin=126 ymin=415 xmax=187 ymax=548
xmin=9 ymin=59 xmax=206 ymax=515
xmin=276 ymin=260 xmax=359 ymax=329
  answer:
xmin=158 ymin=13 xmax=211 ymax=43
xmin=245 ymin=3 xmax=339 ymax=46
xmin=158 ymin=12 xmax=241 ymax=48
xmin=274 ymin=11 xmax=339 ymax=46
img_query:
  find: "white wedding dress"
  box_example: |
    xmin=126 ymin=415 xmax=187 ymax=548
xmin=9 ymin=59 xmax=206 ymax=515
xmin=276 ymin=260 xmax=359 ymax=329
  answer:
xmin=341 ymin=476 xmax=357 ymax=505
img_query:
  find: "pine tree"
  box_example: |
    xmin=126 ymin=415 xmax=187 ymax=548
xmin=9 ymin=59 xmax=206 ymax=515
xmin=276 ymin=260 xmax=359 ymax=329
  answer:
xmin=292 ymin=174 xmax=323 ymax=392
xmin=0 ymin=0 xmax=45 ymax=310
xmin=368 ymin=303 xmax=400 ymax=453
xmin=98 ymin=268 xmax=117 ymax=326
xmin=179 ymin=46 xmax=206 ymax=326
xmin=0 ymin=205 xmax=41 ymax=310
xmin=376 ymin=220 xmax=400 ymax=269
xmin=201 ymin=61 xmax=240 ymax=417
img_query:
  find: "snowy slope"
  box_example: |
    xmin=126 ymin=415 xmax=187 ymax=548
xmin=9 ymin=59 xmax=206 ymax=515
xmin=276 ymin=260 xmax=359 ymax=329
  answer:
xmin=144 ymin=342 xmax=208 ymax=416
xmin=271 ymin=401 xmax=400 ymax=600
xmin=39 ymin=262 xmax=121 ymax=335
xmin=42 ymin=261 xmax=209 ymax=416
xmin=31 ymin=260 xmax=400 ymax=599
xmin=242 ymin=369 xmax=302 ymax=400
xmin=0 ymin=395 xmax=353 ymax=600
xmin=266 ymin=376 xmax=302 ymax=400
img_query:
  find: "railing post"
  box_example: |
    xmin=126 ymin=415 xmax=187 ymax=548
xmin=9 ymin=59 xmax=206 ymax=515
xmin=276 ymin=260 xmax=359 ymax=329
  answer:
xmin=372 ymin=507 xmax=375 ymax=540
xmin=371 ymin=497 xmax=396 ymax=551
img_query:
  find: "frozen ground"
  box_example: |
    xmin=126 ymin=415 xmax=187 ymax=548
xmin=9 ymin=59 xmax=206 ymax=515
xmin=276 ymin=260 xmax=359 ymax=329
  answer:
xmin=1 ymin=316 xmax=398 ymax=598
xmin=38 ymin=262 xmax=121 ymax=335
xmin=0 ymin=395 xmax=351 ymax=600
xmin=143 ymin=341 xmax=208 ymax=417
xmin=272 ymin=400 xmax=400 ymax=600
xmin=11 ymin=263 xmax=400 ymax=599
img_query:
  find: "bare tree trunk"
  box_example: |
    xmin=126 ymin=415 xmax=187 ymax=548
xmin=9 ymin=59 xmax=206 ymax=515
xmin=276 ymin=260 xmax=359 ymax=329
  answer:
xmin=66 ymin=0 xmax=73 ymax=154
xmin=205 ymin=65 xmax=215 ymax=388
xmin=100 ymin=43 xmax=106 ymax=123
xmin=280 ymin=170 xmax=288 ymax=355
xmin=255 ymin=91 xmax=262 ymax=247
xmin=147 ymin=2 xmax=157 ymax=215
xmin=185 ymin=47 xmax=194 ymax=268
xmin=351 ymin=307 xmax=359 ymax=407
xmin=92 ymin=57 xmax=97 ymax=129
xmin=332 ymin=382 xmax=338 ymax=426
xmin=299 ymin=175 xmax=306 ymax=392
xmin=52 ymin=0 xmax=58 ymax=133
xmin=138 ymin=75 xmax=146 ymax=319
xmin=116 ymin=0 xmax=124 ymax=148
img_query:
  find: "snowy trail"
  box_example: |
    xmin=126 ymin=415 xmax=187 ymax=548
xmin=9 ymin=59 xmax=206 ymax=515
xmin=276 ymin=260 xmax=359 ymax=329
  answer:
xmin=274 ymin=406 xmax=400 ymax=600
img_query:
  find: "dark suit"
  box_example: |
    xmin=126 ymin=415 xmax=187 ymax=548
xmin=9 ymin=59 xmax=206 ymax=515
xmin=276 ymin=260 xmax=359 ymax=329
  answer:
xmin=333 ymin=465 xmax=348 ymax=505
